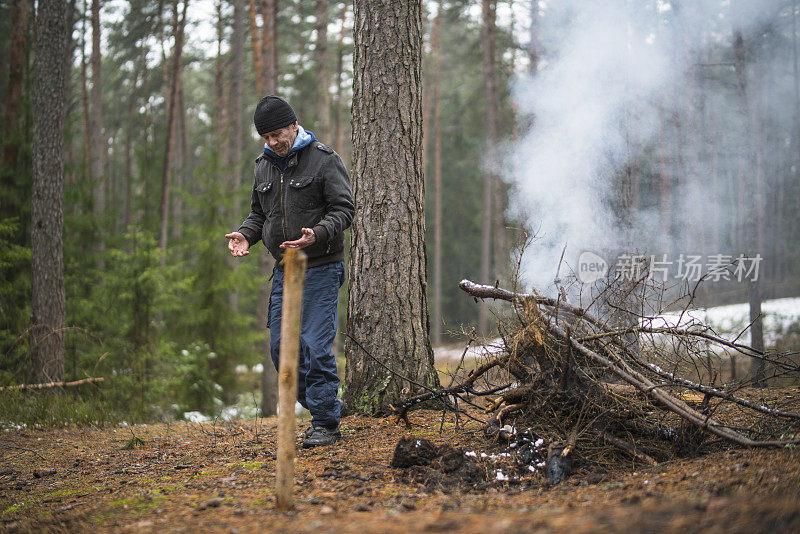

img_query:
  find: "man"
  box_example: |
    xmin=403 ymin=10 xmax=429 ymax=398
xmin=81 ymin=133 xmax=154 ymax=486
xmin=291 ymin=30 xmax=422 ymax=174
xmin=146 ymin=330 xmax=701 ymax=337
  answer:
xmin=226 ymin=95 xmax=354 ymax=448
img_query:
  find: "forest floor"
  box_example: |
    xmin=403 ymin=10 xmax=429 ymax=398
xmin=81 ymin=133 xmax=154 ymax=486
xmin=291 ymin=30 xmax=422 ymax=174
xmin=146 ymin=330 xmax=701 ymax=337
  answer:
xmin=2 ymin=396 xmax=800 ymax=533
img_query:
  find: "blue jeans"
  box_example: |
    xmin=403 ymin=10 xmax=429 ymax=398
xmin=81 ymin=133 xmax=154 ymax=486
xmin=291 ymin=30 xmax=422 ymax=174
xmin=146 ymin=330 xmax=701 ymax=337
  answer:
xmin=268 ymin=261 xmax=344 ymax=428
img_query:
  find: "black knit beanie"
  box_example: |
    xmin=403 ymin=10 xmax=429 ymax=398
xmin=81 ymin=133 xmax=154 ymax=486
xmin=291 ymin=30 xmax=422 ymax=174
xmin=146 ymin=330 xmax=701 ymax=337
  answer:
xmin=254 ymin=95 xmax=297 ymax=135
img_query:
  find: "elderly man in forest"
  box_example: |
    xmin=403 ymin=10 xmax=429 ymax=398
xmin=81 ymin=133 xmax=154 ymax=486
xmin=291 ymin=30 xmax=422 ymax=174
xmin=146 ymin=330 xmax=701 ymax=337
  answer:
xmin=226 ymin=95 xmax=354 ymax=448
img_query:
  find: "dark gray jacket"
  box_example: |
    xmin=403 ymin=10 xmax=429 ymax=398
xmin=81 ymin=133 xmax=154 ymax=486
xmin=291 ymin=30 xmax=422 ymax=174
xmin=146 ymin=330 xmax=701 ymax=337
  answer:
xmin=238 ymin=141 xmax=354 ymax=268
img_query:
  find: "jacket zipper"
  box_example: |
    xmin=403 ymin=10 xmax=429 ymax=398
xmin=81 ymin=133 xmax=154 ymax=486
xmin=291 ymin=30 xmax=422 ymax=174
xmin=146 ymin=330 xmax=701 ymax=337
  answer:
xmin=279 ymin=171 xmax=287 ymax=242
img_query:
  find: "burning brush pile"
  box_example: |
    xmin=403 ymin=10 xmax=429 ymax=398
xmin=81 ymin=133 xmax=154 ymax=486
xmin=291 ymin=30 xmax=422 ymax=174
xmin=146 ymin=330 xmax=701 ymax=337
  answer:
xmin=391 ymin=278 xmax=800 ymax=485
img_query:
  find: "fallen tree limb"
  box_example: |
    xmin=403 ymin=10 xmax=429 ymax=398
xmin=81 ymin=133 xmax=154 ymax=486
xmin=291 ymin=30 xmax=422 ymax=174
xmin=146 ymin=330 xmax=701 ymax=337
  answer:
xmin=0 ymin=377 xmax=104 ymax=392
xmin=599 ymin=430 xmax=658 ymax=466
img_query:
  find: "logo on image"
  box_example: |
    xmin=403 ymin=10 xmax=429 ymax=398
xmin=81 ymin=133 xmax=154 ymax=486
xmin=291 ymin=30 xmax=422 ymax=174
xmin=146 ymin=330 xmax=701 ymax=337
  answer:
xmin=578 ymin=251 xmax=608 ymax=283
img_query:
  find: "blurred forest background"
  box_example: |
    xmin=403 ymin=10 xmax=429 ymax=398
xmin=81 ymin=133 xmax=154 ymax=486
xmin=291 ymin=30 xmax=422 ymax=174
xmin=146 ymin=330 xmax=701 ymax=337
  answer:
xmin=2 ymin=0 xmax=799 ymax=424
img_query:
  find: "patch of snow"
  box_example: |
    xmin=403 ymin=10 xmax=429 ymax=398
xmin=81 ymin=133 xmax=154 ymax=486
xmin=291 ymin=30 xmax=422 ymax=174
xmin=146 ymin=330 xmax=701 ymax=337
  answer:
xmin=500 ymin=424 xmax=517 ymax=437
xmin=433 ymin=338 xmax=505 ymax=362
xmin=646 ymin=297 xmax=800 ymax=347
xmin=252 ymin=363 xmax=264 ymax=373
xmin=465 ymin=451 xmax=477 ymax=457
xmin=235 ymin=364 xmax=249 ymax=374
xmin=534 ymin=438 xmax=545 ymax=448
xmin=496 ymin=469 xmax=509 ymax=481
xmin=183 ymin=411 xmax=210 ymax=423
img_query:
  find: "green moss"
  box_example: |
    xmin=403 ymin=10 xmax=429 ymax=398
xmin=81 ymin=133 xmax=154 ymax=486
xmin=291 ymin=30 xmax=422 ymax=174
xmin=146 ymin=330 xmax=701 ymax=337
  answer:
xmin=2 ymin=502 xmax=25 ymax=517
xmin=241 ymin=460 xmax=264 ymax=470
xmin=109 ymin=494 xmax=166 ymax=513
xmin=43 ymin=488 xmax=78 ymax=499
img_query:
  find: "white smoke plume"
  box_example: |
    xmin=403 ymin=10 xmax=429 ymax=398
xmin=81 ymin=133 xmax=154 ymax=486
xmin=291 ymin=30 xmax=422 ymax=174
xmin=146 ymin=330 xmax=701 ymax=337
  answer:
xmin=508 ymin=0 xmax=792 ymax=293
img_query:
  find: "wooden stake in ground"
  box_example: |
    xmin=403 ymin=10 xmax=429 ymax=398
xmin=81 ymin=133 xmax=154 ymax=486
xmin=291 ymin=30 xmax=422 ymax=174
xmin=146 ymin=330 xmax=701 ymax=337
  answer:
xmin=275 ymin=249 xmax=307 ymax=511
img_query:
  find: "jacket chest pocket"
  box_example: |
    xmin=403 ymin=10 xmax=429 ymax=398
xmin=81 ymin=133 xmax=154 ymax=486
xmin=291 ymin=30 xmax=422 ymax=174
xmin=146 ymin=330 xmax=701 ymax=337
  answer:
xmin=256 ymin=180 xmax=275 ymax=212
xmin=287 ymin=175 xmax=321 ymax=209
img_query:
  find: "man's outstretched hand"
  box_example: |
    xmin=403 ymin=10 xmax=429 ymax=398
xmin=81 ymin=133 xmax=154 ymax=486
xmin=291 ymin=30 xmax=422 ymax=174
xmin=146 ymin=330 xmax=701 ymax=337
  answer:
xmin=225 ymin=232 xmax=250 ymax=257
xmin=280 ymin=227 xmax=316 ymax=250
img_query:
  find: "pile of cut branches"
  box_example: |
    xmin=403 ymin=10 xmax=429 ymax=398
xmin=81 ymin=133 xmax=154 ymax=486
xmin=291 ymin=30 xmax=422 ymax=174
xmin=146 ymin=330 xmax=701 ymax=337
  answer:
xmin=393 ymin=279 xmax=800 ymax=471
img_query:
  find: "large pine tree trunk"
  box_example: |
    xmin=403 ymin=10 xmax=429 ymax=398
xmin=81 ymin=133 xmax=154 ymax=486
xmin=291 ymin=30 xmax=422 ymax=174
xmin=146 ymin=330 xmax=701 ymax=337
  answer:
xmin=31 ymin=0 xmax=67 ymax=384
xmin=344 ymin=0 xmax=439 ymax=415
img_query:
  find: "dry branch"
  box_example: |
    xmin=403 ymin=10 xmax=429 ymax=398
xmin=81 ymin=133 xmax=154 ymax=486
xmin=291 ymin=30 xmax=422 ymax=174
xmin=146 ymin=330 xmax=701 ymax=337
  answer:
xmin=458 ymin=279 xmax=800 ymax=451
xmin=0 ymin=377 xmax=104 ymax=392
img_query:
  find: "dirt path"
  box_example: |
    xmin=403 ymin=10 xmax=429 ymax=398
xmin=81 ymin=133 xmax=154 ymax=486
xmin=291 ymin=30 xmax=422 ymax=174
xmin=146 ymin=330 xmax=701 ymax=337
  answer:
xmin=1 ymin=410 xmax=799 ymax=533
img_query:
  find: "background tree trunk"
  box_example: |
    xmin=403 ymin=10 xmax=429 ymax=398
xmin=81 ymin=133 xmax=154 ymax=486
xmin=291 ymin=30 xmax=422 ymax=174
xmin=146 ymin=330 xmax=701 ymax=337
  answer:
xmin=31 ymin=0 xmax=68 ymax=383
xmin=332 ymin=1 xmax=348 ymax=156
xmin=248 ymin=0 xmax=263 ymax=96
xmin=431 ymin=4 xmax=443 ymax=346
xmin=345 ymin=0 xmax=439 ymax=415
xmin=528 ymin=0 xmax=539 ymax=75
xmin=314 ymin=0 xmax=331 ymax=141
xmin=256 ymin=0 xmax=279 ymax=418
xmin=733 ymin=29 xmax=766 ymax=383
xmin=478 ymin=0 xmax=499 ymax=336
xmin=259 ymin=0 xmax=277 ymax=93
xmin=158 ymin=0 xmax=188 ymax=258
xmin=228 ymin=0 xmax=245 ymax=314
xmin=90 ymin=0 xmax=105 ymax=260
xmin=1 ymin=0 xmax=29 ymax=190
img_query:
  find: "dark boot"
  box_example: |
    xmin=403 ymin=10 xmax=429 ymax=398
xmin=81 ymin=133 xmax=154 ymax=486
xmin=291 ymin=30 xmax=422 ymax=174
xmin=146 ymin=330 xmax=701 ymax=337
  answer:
xmin=302 ymin=426 xmax=341 ymax=448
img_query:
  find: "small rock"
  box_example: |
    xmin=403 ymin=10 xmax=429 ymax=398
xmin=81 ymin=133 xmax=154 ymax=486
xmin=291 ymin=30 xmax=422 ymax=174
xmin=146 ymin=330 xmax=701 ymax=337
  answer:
xmin=199 ymin=497 xmax=223 ymax=510
xmin=401 ymin=500 xmax=416 ymax=510
xmin=356 ymin=504 xmax=370 ymax=512
xmin=33 ymin=468 xmax=57 ymax=478
xmin=320 ymin=505 xmax=334 ymax=515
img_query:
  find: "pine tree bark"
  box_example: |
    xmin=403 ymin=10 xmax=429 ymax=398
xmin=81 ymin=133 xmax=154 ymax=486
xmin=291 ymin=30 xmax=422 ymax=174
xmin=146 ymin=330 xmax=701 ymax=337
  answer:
xmin=314 ymin=0 xmax=331 ymax=141
xmin=344 ymin=0 xmax=439 ymax=415
xmin=31 ymin=0 xmax=68 ymax=384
